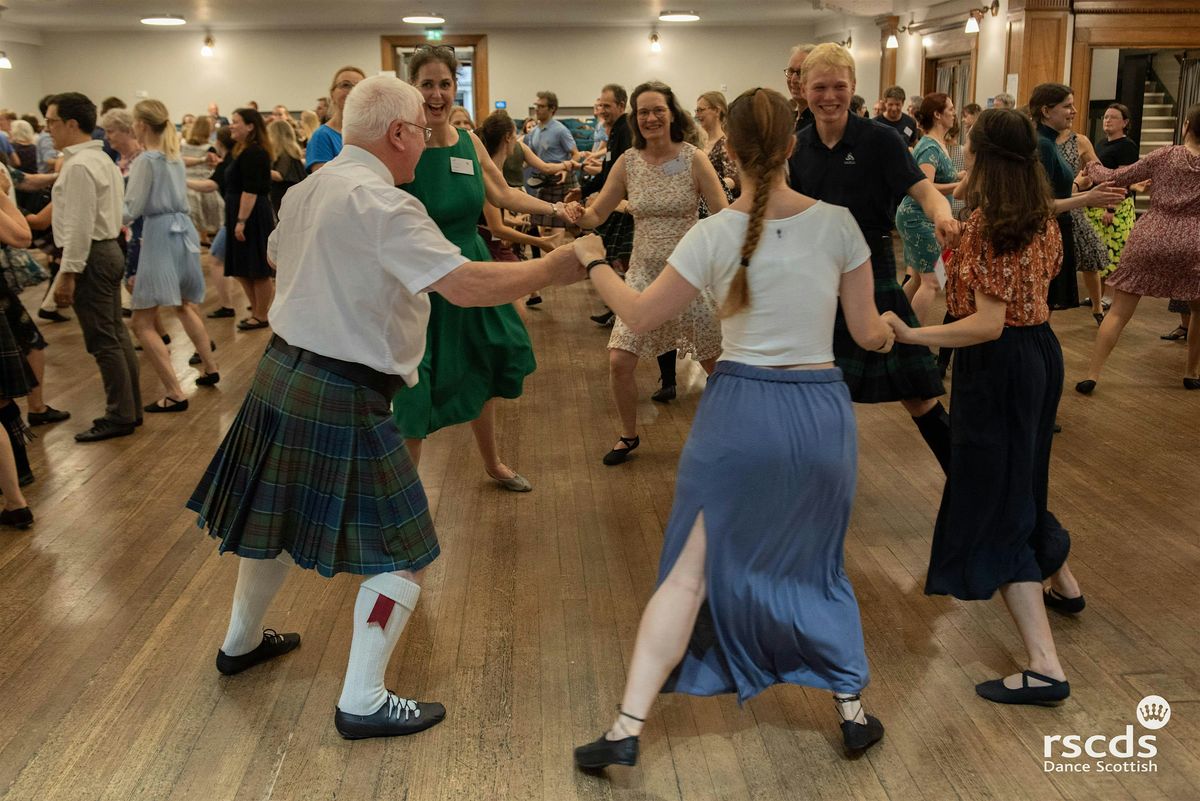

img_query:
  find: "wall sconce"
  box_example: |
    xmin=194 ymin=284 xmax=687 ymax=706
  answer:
xmin=885 ymin=33 xmax=899 ymax=49
xmin=649 ymin=32 xmax=662 ymax=53
xmin=200 ymin=34 xmax=215 ymax=57
xmin=0 ymin=52 xmax=11 ymax=70
xmin=965 ymin=1 xmax=999 ymax=34
xmin=836 ymin=33 xmax=853 ymax=49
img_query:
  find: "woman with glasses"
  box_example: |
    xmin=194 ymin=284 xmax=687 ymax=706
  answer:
xmin=576 ymin=80 xmax=728 ymax=466
xmin=305 ymin=66 xmax=366 ymax=172
xmin=394 ymin=45 xmax=581 ymax=492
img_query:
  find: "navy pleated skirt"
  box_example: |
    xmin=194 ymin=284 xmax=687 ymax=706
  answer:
xmin=659 ymin=361 xmax=870 ymax=702
xmin=925 ymin=323 xmax=1071 ymax=600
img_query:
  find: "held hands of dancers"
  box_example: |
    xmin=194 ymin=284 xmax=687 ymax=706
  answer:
xmin=552 ymin=200 xmax=584 ymax=225
xmin=573 ymin=234 xmax=608 ymax=273
xmin=933 ymin=216 xmax=961 ymax=250
xmin=880 ymin=311 xmax=911 ymax=345
xmin=1080 ymin=181 xmax=1125 ymax=209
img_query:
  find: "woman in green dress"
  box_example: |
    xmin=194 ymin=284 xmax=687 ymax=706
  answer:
xmin=396 ymin=45 xmax=580 ymax=492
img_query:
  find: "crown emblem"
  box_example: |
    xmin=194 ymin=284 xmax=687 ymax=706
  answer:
xmin=1141 ymin=703 xmax=1166 ymax=722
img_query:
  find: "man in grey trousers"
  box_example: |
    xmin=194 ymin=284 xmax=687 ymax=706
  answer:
xmin=47 ymin=92 xmax=141 ymax=442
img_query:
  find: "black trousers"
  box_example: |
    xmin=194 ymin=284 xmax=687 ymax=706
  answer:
xmin=73 ymin=240 xmax=141 ymax=424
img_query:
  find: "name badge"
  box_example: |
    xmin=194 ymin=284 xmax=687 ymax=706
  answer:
xmin=604 ymin=151 xmax=612 ymax=162
xmin=450 ymin=157 xmax=474 ymax=175
xmin=662 ymin=157 xmax=686 ymax=176
xmin=934 ymin=251 xmax=949 ymax=289
xmin=903 ymin=126 xmax=913 ymax=137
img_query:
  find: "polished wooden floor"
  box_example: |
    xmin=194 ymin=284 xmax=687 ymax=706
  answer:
xmin=0 ymin=268 xmax=1196 ymax=801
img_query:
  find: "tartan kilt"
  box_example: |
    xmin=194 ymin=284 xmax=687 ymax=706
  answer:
xmin=528 ymin=179 xmax=575 ymax=229
xmin=187 ymin=342 xmax=438 ymax=577
xmin=598 ymin=210 xmax=635 ymax=264
xmin=0 ymin=289 xmax=34 ymax=400
xmin=834 ymin=236 xmax=945 ymax=404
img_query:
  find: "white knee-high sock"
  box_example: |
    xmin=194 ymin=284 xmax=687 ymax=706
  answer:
xmin=221 ymin=551 xmax=294 ymax=657
xmin=337 ymin=572 xmax=421 ymax=715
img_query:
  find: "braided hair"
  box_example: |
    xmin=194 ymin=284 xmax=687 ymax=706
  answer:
xmin=720 ymin=87 xmax=794 ymax=318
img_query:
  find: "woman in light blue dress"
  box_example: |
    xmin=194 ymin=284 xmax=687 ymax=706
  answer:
xmin=127 ymin=100 xmax=219 ymax=413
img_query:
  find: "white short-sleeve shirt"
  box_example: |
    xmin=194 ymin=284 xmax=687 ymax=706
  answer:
xmin=668 ymin=202 xmax=870 ymax=366
xmin=268 ymin=145 xmax=468 ymax=387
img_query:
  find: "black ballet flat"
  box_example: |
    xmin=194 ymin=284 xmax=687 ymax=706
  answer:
xmin=196 ymin=371 xmax=221 ymax=387
xmin=574 ymin=707 xmax=642 ymax=770
xmin=1184 ymin=377 xmax=1200 ymax=390
xmin=835 ymin=694 xmax=884 ymax=755
xmin=144 ymin=397 xmax=188 ymax=413
xmin=574 ymin=733 xmax=639 ymax=770
xmin=1092 ymin=312 xmax=1105 ymax=326
xmin=651 ymin=382 xmax=676 ymax=403
xmin=1075 ymin=379 xmax=1097 ymax=395
xmin=1044 ymin=588 xmax=1086 ymax=615
xmin=603 ymin=435 xmax=639 ymax=466
xmin=976 ymin=670 xmax=1070 ymax=706
xmin=1161 ymin=326 xmax=1187 ymax=341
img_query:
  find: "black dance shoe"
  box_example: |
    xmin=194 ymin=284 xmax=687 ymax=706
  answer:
xmin=196 ymin=371 xmax=221 ymax=386
xmin=590 ymin=309 xmax=615 ymax=327
xmin=975 ymin=670 xmax=1069 ymax=706
xmin=28 ymin=406 xmax=70 ymax=426
xmin=651 ymin=382 xmax=676 ymax=403
xmin=835 ymin=694 xmax=884 ymax=755
xmin=1184 ymin=377 xmax=1200 ymax=390
xmin=216 ymin=629 xmax=300 ymax=676
xmin=74 ymin=420 xmax=136 ymax=442
xmin=603 ymin=435 xmax=639 ymax=466
xmin=1075 ymin=379 xmax=1097 ymax=395
xmin=334 ymin=693 xmax=446 ymax=739
xmin=207 ymin=306 xmax=236 ymax=319
xmin=144 ymin=397 xmax=188 ymax=413
xmin=37 ymin=309 xmax=70 ymax=323
xmin=0 ymin=507 xmax=34 ymax=530
xmin=1044 ymin=588 xmax=1086 ymax=615
xmin=574 ymin=732 xmax=639 ymax=770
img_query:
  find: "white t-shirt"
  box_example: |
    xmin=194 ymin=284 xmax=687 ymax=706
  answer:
xmin=268 ymin=145 xmax=468 ymax=387
xmin=668 ymin=201 xmax=870 ymax=366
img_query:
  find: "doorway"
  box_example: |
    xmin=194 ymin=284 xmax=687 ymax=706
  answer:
xmin=380 ymin=35 xmax=490 ymax=126
xmin=924 ymin=54 xmax=972 ymax=142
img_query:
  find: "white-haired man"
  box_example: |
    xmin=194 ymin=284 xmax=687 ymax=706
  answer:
xmin=188 ymin=75 xmax=591 ymax=740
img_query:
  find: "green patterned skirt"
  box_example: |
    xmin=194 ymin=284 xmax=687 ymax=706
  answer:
xmin=1084 ymin=197 xmax=1135 ymax=279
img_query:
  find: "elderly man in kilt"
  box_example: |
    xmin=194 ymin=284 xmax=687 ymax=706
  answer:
xmin=187 ymin=75 xmax=588 ymax=740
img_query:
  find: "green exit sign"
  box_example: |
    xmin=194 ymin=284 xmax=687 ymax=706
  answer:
xmin=425 ymin=27 xmax=444 ymax=41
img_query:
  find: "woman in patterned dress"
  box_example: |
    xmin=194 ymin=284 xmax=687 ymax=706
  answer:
xmin=1056 ymin=125 xmax=1110 ymax=324
xmin=1076 ymin=103 xmax=1200 ymax=392
xmin=1084 ymin=104 xmax=1140 ymax=298
xmin=895 ymin=93 xmax=962 ymax=326
xmin=577 ymin=81 xmax=729 ymax=465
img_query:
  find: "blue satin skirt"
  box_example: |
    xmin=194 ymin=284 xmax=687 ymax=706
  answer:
xmin=659 ymin=361 xmax=870 ymax=702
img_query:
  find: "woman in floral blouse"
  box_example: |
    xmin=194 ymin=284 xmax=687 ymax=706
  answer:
xmin=885 ymin=109 xmax=1083 ymax=707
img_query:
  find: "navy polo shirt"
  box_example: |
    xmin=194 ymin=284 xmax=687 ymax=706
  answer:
xmin=873 ymin=112 xmax=920 ymax=147
xmin=788 ymin=112 xmax=925 ymax=240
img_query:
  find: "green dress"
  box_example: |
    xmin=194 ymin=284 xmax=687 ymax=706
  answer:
xmin=392 ymin=130 xmax=536 ymax=438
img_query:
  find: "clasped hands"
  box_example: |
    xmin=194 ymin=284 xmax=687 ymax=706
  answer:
xmin=545 ymin=234 xmax=606 ymax=285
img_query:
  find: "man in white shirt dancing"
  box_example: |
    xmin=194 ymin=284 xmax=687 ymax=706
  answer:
xmin=188 ymin=75 xmax=591 ymax=740
xmin=47 ymin=92 xmax=140 ymax=442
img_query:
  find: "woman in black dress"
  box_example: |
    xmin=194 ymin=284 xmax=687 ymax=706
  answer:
xmin=224 ymin=108 xmax=275 ymax=330
xmin=0 ymin=176 xmax=35 ymax=529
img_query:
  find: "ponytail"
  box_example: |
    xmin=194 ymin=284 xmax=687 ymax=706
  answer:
xmin=133 ymin=99 xmax=181 ymax=161
xmin=720 ymin=87 xmax=793 ymax=318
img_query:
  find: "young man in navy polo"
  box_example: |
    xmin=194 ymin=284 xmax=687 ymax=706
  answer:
xmin=788 ymin=44 xmax=960 ymax=474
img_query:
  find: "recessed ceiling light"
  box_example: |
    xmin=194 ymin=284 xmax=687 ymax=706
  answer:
xmin=141 ymin=14 xmax=187 ymax=26
xmin=403 ymin=14 xmax=446 ymax=24
xmin=659 ymin=11 xmax=699 ymax=22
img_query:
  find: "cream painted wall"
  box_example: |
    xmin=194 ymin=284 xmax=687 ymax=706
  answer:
xmin=29 ymin=26 xmax=824 ymax=123
xmin=0 ymin=41 xmax=48 ymax=116
xmin=892 ymin=0 xmax=1009 ymax=105
xmin=812 ymin=17 xmax=882 ymax=106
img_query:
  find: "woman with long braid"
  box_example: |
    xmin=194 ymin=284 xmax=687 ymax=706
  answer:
xmin=573 ymin=88 xmax=893 ymax=771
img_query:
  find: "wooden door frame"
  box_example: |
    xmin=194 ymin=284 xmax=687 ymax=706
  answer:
xmin=380 ymin=34 xmax=490 ymax=126
xmin=1069 ymin=3 xmax=1200 ymax=133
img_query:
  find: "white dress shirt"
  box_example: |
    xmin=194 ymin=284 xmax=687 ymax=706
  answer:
xmin=51 ymin=139 xmax=124 ymax=273
xmin=268 ymin=144 xmax=468 ymax=387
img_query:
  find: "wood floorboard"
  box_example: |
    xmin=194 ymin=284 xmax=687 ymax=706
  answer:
xmin=0 ymin=259 xmax=1196 ymax=800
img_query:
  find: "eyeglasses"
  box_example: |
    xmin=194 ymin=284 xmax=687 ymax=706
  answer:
xmin=414 ymin=44 xmax=455 ymax=56
xmin=694 ymin=107 xmax=711 ymax=115
xmin=44 ymin=116 xmax=62 ymax=125
xmin=783 ymin=68 xmax=802 ymax=79
xmin=333 ymin=81 xmax=359 ymax=91
xmin=635 ymin=107 xmax=669 ymax=119
xmin=399 ymin=119 xmax=433 ymax=142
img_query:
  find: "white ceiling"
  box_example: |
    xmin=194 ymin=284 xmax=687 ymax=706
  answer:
xmin=1 ymin=0 xmax=897 ymax=33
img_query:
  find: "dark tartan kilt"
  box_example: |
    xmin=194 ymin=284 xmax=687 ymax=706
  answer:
xmin=833 ymin=236 xmax=945 ymax=404
xmin=528 ymin=179 xmax=575 ymax=229
xmin=597 ymin=210 xmax=634 ymax=264
xmin=187 ymin=342 xmax=438 ymax=577
xmin=0 ymin=289 xmax=35 ymax=399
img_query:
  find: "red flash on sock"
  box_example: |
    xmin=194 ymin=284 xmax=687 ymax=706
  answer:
xmin=366 ymin=595 xmax=395 ymax=628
